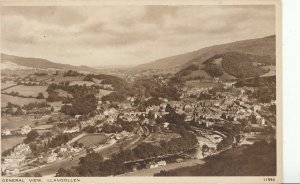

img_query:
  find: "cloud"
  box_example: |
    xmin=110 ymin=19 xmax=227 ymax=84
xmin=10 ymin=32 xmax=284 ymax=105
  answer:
xmin=1 ymin=5 xmax=275 ymax=66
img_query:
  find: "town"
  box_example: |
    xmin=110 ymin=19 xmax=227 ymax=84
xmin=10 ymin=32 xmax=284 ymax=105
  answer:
xmin=1 ymin=65 xmax=276 ymax=176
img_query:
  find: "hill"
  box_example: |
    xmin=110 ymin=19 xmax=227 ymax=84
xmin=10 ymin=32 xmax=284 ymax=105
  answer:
xmin=154 ymin=140 xmax=276 ymax=176
xmin=133 ymin=35 xmax=275 ymax=74
xmin=176 ymin=51 xmax=275 ymax=80
xmin=1 ymin=53 xmax=97 ymax=72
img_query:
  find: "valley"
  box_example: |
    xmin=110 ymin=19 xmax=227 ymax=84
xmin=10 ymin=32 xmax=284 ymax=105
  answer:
xmin=1 ymin=35 xmax=276 ymax=177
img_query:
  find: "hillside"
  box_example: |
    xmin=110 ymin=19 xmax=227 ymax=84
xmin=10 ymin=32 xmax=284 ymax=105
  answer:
xmin=176 ymin=51 xmax=275 ymax=80
xmin=133 ymin=35 xmax=275 ymax=74
xmin=1 ymin=53 xmax=96 ymax=72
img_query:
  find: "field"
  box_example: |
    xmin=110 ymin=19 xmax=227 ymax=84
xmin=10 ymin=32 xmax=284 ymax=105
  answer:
xmin=77 ymin=134 xmax=107 ymax=147
xmin=143 ymin=133 xmax=181 ymax=144
xmin=1 ymin=94 xmax=46 ymax=107
xmin=1 ymin=115 xmax=37 ymax=130
xmin=96 ymin=89 xmax=113 ymax=98
xmin=185 ymin=80 xmax=221 ymax=89
xmin=3 ymin=85 xmax=48 ymax=98
xmin=51 ymin=76 xmax=85 ymax=84
xmin=2 ymin=136 xmax=27 ymax=153
xmin=69 ymin=81 xmax=95 ymax=86
xmin=54 ymin=89 xmax=73 ymax=98
xmin=1 ymin=82 xmax=17 ymax=89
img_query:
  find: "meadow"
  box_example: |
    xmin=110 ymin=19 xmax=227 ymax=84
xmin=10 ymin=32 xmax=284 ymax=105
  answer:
xmin=77 ymin=134 xmax=107 ymax=147
xmin=1 ymin=82 xmax=17 ymax=90
xmin=69 ymin=81 xmax=95 ymax=86
xmin=3 ymin=85 xmax=48 ymax=98
xmin=1 ymin=94 xmax=46 ymax=107
xmin=1 ymin=115 xmax=37 ymax=130
xmin=96 ymin=89 xmax=113 ymax=98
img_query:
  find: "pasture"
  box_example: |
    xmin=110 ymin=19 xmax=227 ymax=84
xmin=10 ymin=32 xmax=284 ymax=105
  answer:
xmin=3 ymin=85 xmax=48 ymax=98
xmin=1 ymin=115 xmax=37 ymax=130
xmin=77 ymin=134 xmax=107 ymax=147
xmin=1 ymin=82 xmax=17 ymax=90
xmin=54 ymin=89 xmax=73 ymax=98
xmin=96 ymin=89 xmax=113 ymax=98
xmin=51 ymin=76 xmax=85 ymax=84
xmin=1 ymin=94 xmax=46 ymax=107
xmin=185 ymin=80 xmax=221 ymax=89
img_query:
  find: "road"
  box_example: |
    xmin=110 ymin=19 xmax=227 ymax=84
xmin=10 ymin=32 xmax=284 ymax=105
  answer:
xmin=119 ymin=159 xmax=205 ymax=176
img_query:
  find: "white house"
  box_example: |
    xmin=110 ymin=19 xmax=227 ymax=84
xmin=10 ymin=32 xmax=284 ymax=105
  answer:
xmin=21 ymin=125 xmax=31 ymax=135
xmin=157 ymin=160 xmax=167 ymax=166
xmin=2 ymin=129 xmax=12 ymax=136
xmin=63 ymin=126 xmax=80 ymax=134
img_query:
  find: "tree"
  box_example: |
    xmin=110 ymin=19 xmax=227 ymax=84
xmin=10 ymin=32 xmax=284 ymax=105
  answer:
xmin=25 ymin=130 xmax=39 ymax=143
xmin=83 ymin=125 xmax=97 ymax=133
xmin=37 ymin=92 xmax=45 ymax=99
xmin=33 ymin=172 xmax=42 ymax=177
xmin=202 ymin=145 xmax=209 ymax=156
xmin=47 ymin=117 xmax=55 ymax=124
xmin=56 ymin=168 xmax=78 ymax=177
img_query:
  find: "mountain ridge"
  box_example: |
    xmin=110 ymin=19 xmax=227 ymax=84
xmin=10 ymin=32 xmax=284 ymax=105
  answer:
xmin=1 ymin=53 xmax=97 ymax=72
xmin=133 ymin=35 xmax=275 ymax=73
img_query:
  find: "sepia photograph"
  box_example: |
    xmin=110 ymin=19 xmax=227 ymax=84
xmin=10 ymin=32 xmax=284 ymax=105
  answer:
xmin=0 ymin=1 xmax=282 ymax=183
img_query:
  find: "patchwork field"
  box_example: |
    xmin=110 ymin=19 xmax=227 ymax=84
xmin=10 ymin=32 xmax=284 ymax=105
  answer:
xmin=1 ymin=94 xmax=46 ymax=107
xmin=3 ymin=85 xmax=48 ymax=98
xmin=77 ymin=134 xmax=107 ymax=147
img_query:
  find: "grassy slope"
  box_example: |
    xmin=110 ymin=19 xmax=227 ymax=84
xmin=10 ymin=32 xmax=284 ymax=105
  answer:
xmin=163 ymin=141 xmax=276 ymax=176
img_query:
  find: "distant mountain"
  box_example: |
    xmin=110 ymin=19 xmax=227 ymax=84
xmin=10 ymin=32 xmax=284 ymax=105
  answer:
xmin=1 ymin=53 xmax=97 ymax=72
xmin=133 ymin=35 xmax=275 ymax=74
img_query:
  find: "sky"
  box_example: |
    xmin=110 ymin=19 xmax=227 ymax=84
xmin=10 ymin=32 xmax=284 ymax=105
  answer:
xmin=1 ymin=5 xmax=275 ymax=67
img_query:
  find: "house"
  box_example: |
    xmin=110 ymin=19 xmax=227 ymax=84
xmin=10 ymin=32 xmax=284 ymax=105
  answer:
xmin=103 ymin=108 xmax=117 ymax=116
xmin=63 ymin=126 xmax=80 ymax=134
xmin=252 ymin=105 xmax=261 ymax=112
xmin=157 ymin=160 xmax=166 ymax=166
xmin=2 ymin=129 xmax=12 ymax=136
xmin=12 ymin=143 xmax=32 ymax=156
xmin=75 ymin=115 xmax=82 ymax=119
xmin=21 ymin=125 xmax=32 ymax=135
xmin=176 ymin=158 xmax=184 ymax=163
xmin=47 ymin=153 xmax=58 ymax=163
xmin=149 ymin=163 xmax=159 ymax=169
xmin=163 ymin=122 xmax=169 ymax=129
